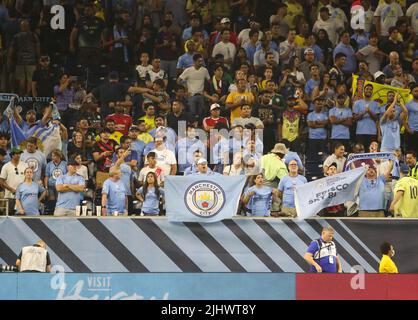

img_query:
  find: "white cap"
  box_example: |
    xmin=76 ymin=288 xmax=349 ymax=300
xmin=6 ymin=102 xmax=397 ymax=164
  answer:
xmin=304 ymin=48 xmax=314 ymax=55
xmin=221 ymin=17 xmax=230 ymax=24
xmin=210 ymin=103 xmax=221 ymax=111
xmin=197 ymin=158 xmax=208 ymax=165
xmin=374 ymin=71 xmax=385 ymax=79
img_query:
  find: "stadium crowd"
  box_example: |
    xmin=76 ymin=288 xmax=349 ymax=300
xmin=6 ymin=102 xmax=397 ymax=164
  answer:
xmin=0 ymin=0 xmax=417 ymax=217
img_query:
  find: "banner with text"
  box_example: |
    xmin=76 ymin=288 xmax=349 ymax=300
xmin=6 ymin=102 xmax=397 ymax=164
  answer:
xmin=165 ymin=176 xmax=246 ymax=223
xmin=295 ymin=167 xmax=366 ymax=219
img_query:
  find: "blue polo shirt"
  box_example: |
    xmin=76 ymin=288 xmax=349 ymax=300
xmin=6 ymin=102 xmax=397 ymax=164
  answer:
xmin=380 ymin=117 xmax=401 ymax=151
xmin=333 ymin=43 xmax=356 ymax=74
xmin=329 ymin=107 xmax=352 ymax=139
xmin=278 ymin=174 xmax=307 ymax=208
xmin=359 ymin=175 xmax=386 ymax=211
xmin=103 ymin=178 xmax=127 ymax=215
xmin=55 ymin=173 xmax=85 ymax=209
xmin=353 ymin=99 xmax=379 ymax=135
xmin=307 ymin=111 xmax=328 ymax=139
xmin=15 ymin=182 xmax=46 ymax=216
xmin=406 ymin=99 xmax=418 ymax=132
xmin=245 ymin=186 xmax=273 ymax=217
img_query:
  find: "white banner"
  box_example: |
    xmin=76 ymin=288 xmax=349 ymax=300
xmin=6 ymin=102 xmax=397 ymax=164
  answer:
xmin=295 ymin=167 xmax=366 ymax=219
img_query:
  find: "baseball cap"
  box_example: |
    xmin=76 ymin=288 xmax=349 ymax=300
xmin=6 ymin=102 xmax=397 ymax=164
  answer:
xmin=374 ymin=71 xmax=385 ymax=80
xmin=197 ymin=158 xmax=208 ymax=165
xmin=129 ymin=125 xmax=140 ymax=131
xmin=329 ymin=162 xmax=338 ymax=169
xmin=304 ymin=48 xmax=314 ymax=55
xmin=10 ymin=147 xmax=23 ymax=155
xmin=210 ymin=103 xmax=221 ymax=111
xmin=221 ymin=17 xmax=230 ymax=24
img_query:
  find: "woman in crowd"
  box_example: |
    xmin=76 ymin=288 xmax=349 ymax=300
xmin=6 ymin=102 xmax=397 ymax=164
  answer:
xmin=312 ymin=72 xmax=336 ymax=104
xmin=242 ymin=173 xmax=279 ymax=217
xmin=16 ymin=167 xmax=47 ymax=216
xmin=136 ymin=172 xmax=164 ymax=216
xmin=67 ymin=130 xmax=92 ymax=167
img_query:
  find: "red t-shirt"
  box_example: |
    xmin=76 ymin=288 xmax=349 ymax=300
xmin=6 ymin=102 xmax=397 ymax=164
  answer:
xmin=202 ymin=116 xmax=229 ymax=129
xmin=106 ymin=113 xmax=133 ymax=135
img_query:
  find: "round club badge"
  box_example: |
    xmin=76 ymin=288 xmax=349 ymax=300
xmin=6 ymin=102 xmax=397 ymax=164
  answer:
xmin=184 ymin=181 xmax=226 ymax=218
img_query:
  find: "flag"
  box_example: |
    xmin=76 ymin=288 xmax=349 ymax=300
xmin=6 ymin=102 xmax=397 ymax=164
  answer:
xmin=165 ymin=175 xmax=246 ymax=223
xmin=351 ymin=74 xmax=412 ymax=105
xmin=294 ymin=167 xmax=366 ymax=219
xmin=10 ymin=115 xmax=27 ymax=148
xmin=344 ymin=152 xmax=397 ymax=171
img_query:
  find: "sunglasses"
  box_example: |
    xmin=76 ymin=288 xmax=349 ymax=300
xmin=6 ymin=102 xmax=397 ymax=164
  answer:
xmin=15 ymin=167 xmax=19 ymax=175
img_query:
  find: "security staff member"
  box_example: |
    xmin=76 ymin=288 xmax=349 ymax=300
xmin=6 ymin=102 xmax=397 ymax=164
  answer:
xmin=304 ymin=225 xmax=343 ymax=273
xmin=15 ymin=240 xmax=51 ymax=272
xmin=405 ymin=151 xmax=418 ymax=180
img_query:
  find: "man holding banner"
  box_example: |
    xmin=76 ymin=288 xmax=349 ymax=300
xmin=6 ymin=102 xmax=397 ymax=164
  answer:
xmin=380 ymin=93 xmax=407 ymax=152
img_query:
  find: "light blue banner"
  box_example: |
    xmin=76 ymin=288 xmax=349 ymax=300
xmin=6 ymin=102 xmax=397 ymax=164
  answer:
xmin=165 ymin=176 xmax=246 ymax=223
xmin=295 ymin=167 xmax=366 ymax=219
xmin=0 ymin=273 xmax=295 ymax=300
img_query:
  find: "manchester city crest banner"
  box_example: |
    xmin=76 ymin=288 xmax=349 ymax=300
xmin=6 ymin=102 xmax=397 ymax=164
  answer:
xmin=165 ymin=176 xmax=247 ymax=223
xmin=294 ymin=167 xmax=366 ymax=219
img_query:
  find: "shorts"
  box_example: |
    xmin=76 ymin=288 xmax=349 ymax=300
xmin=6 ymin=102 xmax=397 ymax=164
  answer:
xmin=281 ymin=207 xmax=297 ymax=218
xmin=15 ymin=64 xmax=36 ymax=82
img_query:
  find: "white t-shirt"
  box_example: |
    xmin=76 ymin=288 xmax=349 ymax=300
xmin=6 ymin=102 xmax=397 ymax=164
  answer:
xmin=238 ymin=29 xmax=263 ymax=47
xmin=358 ymin=45 xmax=382 ymax=75
xmin=212 ymin=41 xmax=237 ymax=64
xmin=374 ymin=2 xmax=403 ymax=36
xmin=406 ymin=3 xmax=418 ymax=34
xmin=179 ymin=66 xmax=210 ymax=96
xmin=0 ymin=161 xmax=28 ymax=198
xmin=323 ymin=154 xmax=346 ymax=174
xmin=313 ymin=18 xmax=340 ymax=45
xmin=136 ymin=64 xmax=153 ymax=80
xmin=76 ymin=165 xmax=89 ymax=182
xmin=151 ymin=148 xmax=177 ymax=176
xmin=138 ymin=166 xmax=165 ymax=185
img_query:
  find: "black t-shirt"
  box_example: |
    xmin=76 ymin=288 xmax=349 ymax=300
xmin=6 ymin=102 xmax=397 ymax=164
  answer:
xmin=32 ymin=67 xmax=59 ymax=98
xmin=91 ymin=82 xmax=130 ymax=117
xmin=252 ymin=103 xmax=279 ymax=129
xmin=11 ymin=31 xmax=39 ymax=65
xmin=67 ymin=142 xmax=93 ymax=161
xmin=166 ymin=111 xmax=192 ymax=134
xmin=75 ymin=16 xmax=105 ymax=48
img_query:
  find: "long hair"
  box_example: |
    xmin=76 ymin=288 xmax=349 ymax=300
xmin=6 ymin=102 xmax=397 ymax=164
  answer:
xmin=142 ymin=172 xmax=160 ymax=199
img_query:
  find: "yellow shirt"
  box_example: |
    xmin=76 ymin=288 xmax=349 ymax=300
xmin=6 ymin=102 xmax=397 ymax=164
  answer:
xmin=379 ymin=0 xmax=405 ymax=7
xmin=295 ymin=35 xmax=306 ymax=47
xmin=95 ymin=131 xmax=123 ymax=145
xmin=137 ymin=132 xmax=154 ymax=145
xmin=139 ymin=115 xmax=155 ymax=133
xmin=282 ymin=110 xmax=300 ymax=142
xmin=393 ymin=177 xmax=418 ymax=218
xmin=225 ymin=91 xmax=255 ymax=124
xmin=261 ymin=153 xmax=288 ymax=181
xmin=379 ymin=254 xmax=398 ymax=273
xmin=184 ymin=39 xmax=204 ymax=54
xmin=284 ymin=1 xmax=304 ymax=28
